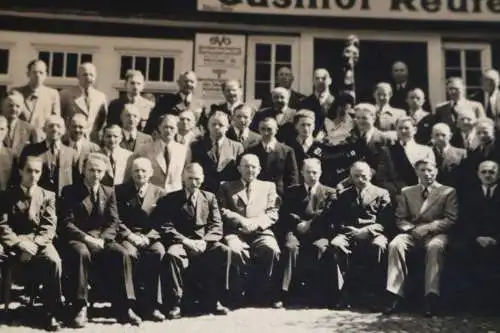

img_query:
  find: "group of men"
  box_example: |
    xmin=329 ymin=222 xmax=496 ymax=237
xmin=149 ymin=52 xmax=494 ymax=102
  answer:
xmin=0 ymin=57 xmax=499 ymax=331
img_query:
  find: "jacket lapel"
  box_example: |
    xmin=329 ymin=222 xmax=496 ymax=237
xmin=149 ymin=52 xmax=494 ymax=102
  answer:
xmin=28 ymin=186 xmax=43 ymax=223
xmin=141 ymin=185 xmax=156 ymax=214
xmin=97 ymin=186 xmax=106 ymax=214
xmin=82 ymin=187 xmax=93 ymax=214
xmin=155 ymin=143 xmax=167 ymax=174
xmin=195 ymin=192 xmax=208 ymax=224
xmin=235 ymin=181 xmax=248 ymax=205
xmin=419 ymin=185 xmax=441 ymax=216
xmin=74 ymin=89 xmax=88 ymax=115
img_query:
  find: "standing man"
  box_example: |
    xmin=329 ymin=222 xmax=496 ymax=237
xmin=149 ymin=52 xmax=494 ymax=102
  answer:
xmin=0 ymin=116 xmax=15 ymax=191
xmin=13 ymin=59 xmax=60 ymax=130
xmin=208 ymin=80 xmax=245 ymax=124
xmin=482 ymin=69 xmax=500 ymax=121
xmin=61 ymin=153 xmax=140 ymax=327
xmin=389 ymin=61 xmax=431 ymax=112
xmin=261 ymin=66 xmax=305 ymax=109
xmin=384 ymin=159 xmax=458 ymax=317
xmin=0 ymin=156 xmax=62 ymax=331
xmin=372 ymin=82 xmax=406 ymax=136
xmin=406 ymin=88 xmax=435 ymax=145
xmin=60 ymin=63 xmax=107 ymax=141
xmin=119 ymin=104 xmax=153 ymax=153
xmin=100 ymin=125 xmax=133 ymax=186
xmin=226 ymin=105 xmax=261 ymax=150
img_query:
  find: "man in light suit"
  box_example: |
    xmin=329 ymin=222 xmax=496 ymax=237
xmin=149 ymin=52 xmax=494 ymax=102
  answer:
xmin=156 ymin=163 xmax=230 ymax=318
xmin=19 ymin=115 xmax=77 ymax=197
xmin=482 ymin=69 xmax=500 ymax=123
xmin=60 ymin=63 xmax=107 ymax=140
xmin=135 ymin=114 xmax=188 ymax=194
xmin=115 ymin=158 xmax=166 ymax=322
xmin=119 ymin=104 xmax=153 ymax=153
xmin=100 ymin=125 xmax=132 ymax=186
xmin=434 ymin=77 xmax=485 ymax=131
xmin=217 ymin=154 xmax=281 ymax=306
xmin=0 ymin=116 xmax=15 ymax=191
xmin=226 ymin=105 xmax=261 ymax=150
xmin=0 ymin=156 xmax=62 ymax=331
xmin=373 ymin=82 xmax=406 ymax=138
xmin=376 ymin=116 xmax=435 ymax=199
xmin=13 ymin=59 xmax=60 ymax=131
xmin=384 ymin=159 xmax=458 ymax=317
xmin=2 ymin=90 xmax=39 ymax=157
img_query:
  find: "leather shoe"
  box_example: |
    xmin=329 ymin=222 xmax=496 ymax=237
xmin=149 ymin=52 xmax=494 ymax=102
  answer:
xmin=424 ymin=294 xmax=439 ymax=317
xmin=149 ymin=309 xmax=165 ymax=322
xmin=168 ymin=306 xmax=182 ymax=319
xmin=119 ymin=308 xmax=142 ymax=326
xmin=212 ymin=302 xmax=230 ymax=315
xmin=382 ymin=293 xmax=401 ymax=315
xmin=72 ymin=306 xmax=87 ymax=328
xmin=272 ymin=301 xmax=284 ymax=309
xmin=45 ymin=315 xmax=60 ymax=331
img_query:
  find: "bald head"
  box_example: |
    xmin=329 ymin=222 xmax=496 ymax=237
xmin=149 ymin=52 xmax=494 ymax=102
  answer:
xmin=131 ymin=157 xmax=153 ymax=186
xmin=391 ymin=61 xmax=408 ymax=83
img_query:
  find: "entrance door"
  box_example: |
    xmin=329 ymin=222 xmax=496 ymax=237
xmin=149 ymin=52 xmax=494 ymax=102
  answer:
xmin=313 ymin=39 xmax=428 ymax=104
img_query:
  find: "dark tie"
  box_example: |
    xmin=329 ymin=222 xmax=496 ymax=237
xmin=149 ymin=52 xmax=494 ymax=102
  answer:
xmin=164 ymin=147 xmax=170 ymax=166
xmin=213 ymin=143 xmax=220 ymax=163
xmin=109 ymin=154 xmax=116 ymax=175
xmin=246 ymin=182 xmax=252 ymax=199
xmin=486 ymin=95 xmax=494 ymax=118
xmin=422 ymin=187 xmax=429 ymax=200
xmin=84 ymin=89 xmax=91 ymax=110
xmin=486 ymin=186 xmax=493 ymax=200
xmin=184 ymin=95 xmax=190 ymax=107
xmin=434 ymin=147 xmax=444 ymax=168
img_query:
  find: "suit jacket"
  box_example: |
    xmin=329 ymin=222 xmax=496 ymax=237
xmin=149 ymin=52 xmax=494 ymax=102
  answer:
xmin=375 ymin=105 xmax=406 ymax=132
xmin=120 ymin=131 xmax=153 ymax=153
xmin=298 ymin=93 xmax=335 ymax=135
xmin=156 ymin=189 xmax=223 ymax=245
xmin=4 ymin=119 xmax=39 ymax=157
xmin=61 ymin=183 xmax=120 ymax=242
xmin=434 ymin=145 xmax=467 ymax=188
xmin=390 ymin=81 xmax=432 ymax=112
xmin=115 ymin=182 xmax=165 ymax=241
xmin=395 ymin=182 xmax=457 ymax=235
xmin=375 ymin=142 xmax=435 ymax=197
xmin=19 ymin=141 xmax=77 ymax=196
xmin=226 ymin=127 xmax=261 ymax=150
xmin=100 ymin=147 xmax=133 ymax=186
xmin=484 ymin=89 xmax=500 ymax=120
xmin=347 ymin=127 xmax=389 ymax=170
xmin=60 ymin=86 xmax=107 ymax=136
xmin=107 ymin=95 xmax=155 ymax=131
xmin=260 ymin=89 xmax=305 ymax=110
xmin=190 ymin=137 xmax=244 ymax=194
xmin=278 ymin=183 xmax=336 ymax=240
xmin=434 ymin=99 xmax=485 ymax=131
xmin=251 ymin=107 xmax=297 ymax=143
xmin=0 ymin=147 xmax=15 ymax=191
xmin=412 ymin=111 xmax=435 ymax=145
xmin=245 ymin=141 xmax=299 ymax=197
xmin=14 ymin=85 xmax=60 ymax=129
xmin=287 ymin=138 xmax=322 ymax=182
xmin=217 ymin=179 xmax=279 ymax=236
xmin=450 ymin=129 xmax=478 ymax=151
xmin=0 ymin=186 xmax=57 ymax=248
xmin=134 ymin=140 xmax=188 ymax=194
xmin=144 ymin=93 xmax=206 ymax=134
xmin=62 ymin=136 xmax=101 ymax=176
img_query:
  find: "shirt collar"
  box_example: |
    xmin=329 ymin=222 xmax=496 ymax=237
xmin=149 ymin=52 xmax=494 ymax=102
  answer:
xmin=262 ymin=138 xmax=277 ymax=151
xmin=180 ymin=92 xmax=192 ymax=103
xmin=136 ymin=183 xmax=149 ymax=197
xmin=305 ymin=182 xmax=319 ymax=195
xmin=20 ymin=184 xmax=36 ymax=197
xmin=85 ymin=182 xmax=100 ymax=195
xmin=482 ymin=183 xmax=497 ymax=192
xmin=212 ymin=136 xmax=225 ymax=147
xmin=235 ymin=127 xmax=249 ymax=138
xmin=46 ymin=140 xmax=61 ymax=151
xmin=298 ymin=136 xmax=314 ymax=146
xmin=400 ymin=139 xmax=416 ymax=148
xmin=123 ymin=129 xmax=137 ymax=140
xmin=185 ymin=188 xmax=199 ymax=199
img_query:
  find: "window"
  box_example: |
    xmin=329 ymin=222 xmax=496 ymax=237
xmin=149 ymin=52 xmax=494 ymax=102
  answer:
xmin=247 ymin=37 xmax=300 ymax=102
xmin=38 ymin=51 xmax=93 ymax=78
xmin=0 ymin=49 xmax=9 ymax=75
xmin=119 ymin=55 xmax=175 ymax=83
xmin=443 ymin=44 xmax=491 ymax=104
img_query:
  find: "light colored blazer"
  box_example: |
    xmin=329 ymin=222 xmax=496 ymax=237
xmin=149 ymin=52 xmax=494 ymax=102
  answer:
xmin=100 ymin=147 xmax=132 ymax=185
xmin=6 ymin=119 xmax=39 ymax=157
xmin=134 ymin=140 xmax=188 ymax=194
xmin=60 ymin=86 xmax=107 ymax=136
xmin=395 ymin=182 xmax=458 ymax=235
xmin=375 ymin=105 xmax=406 ymax=132
xmin=14 ymin=85 xmax=60 ymax=129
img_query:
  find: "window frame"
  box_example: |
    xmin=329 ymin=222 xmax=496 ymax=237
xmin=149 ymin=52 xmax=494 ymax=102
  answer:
xmin=0 ymin=42 xmax=13 ymax=93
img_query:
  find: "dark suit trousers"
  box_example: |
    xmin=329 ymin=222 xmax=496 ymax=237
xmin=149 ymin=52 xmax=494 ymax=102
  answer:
xmin=164 ymin=242 xmax=229 ymax=309
xmin=6 ymin=243 xmax=62 ymax=313
xmin=122 ymin=240 xmax=165 ymax=310
xmin=64 ymin=240 xmax=135 ymax=306
xmin=467 ymin=242 xmax=500 ymax=294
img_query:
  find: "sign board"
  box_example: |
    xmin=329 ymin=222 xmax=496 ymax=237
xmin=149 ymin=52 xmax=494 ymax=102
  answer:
xmin=194 ymin=33 xmax=246 ymax=105
xmin=198 ymin=0 xmax=500 ymax=22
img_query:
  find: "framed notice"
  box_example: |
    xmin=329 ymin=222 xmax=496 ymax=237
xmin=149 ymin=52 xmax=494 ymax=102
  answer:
xmin=194 ymin=33 xmax=246 ymax=105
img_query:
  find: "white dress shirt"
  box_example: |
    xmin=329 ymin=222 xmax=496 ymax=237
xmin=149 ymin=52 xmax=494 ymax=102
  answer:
xmin=262 ymin=138 xmax=278 ymax=152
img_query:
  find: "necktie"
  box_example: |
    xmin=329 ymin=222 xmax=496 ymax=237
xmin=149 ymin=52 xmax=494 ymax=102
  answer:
xmin=422 ymin=187 xmax=429 ymax=200
xmin=246 ymin=182 xmax=252 ymax=199
xmin=434 ymin=147 xmax=444 ymax=168
xmin=109 ymin=153 xmax=116 ymax=176
xmin=137 ymin=188 xmax=144 ymax=205
xmin=486 ymin=186 xmax=493 ymax=199
xmin=84 ymin=89 xmax=91 ymax=110
xmin=164 ymin=146 xmax=170 ymax=166
xmin=213 ymin=143 xmax=220 ymax=163
xmin=184 ymin=95 xmax=190 ymax=107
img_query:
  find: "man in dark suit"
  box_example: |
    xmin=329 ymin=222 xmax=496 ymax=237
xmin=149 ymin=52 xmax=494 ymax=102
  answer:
xmin=208 ymin=80 xmax=245 ymax=123
xmin=190 ymin=111 xmax=244 ymax=194
xmin=260 ymin=66 xmax=305 ymax=110
xmin=119 ymin=104 xmax=153 ymax=153
xmin=275 ymin=158 xmax=336 ymax=308
xmin=246 ymin=117 xmax=299 ymax=198
xmin=226 ymin=105 xmax=261 ymax=150
xmin=431 ymin=123 xmax=467 ymax=188
xmin=19 ymin=115 xmax=77 ymax=197
xmin=450 ymin=108 xmax=478 ymax=151
xmin=144 ymin=71 xmax=206 ymax=135
xmin=115 ymin=157 xmax=166 ymax=322
xmin=0 ymin=116 xmax=16 ymax=191
xmin=407 ymin=88 xmax=435 ymax=145
xmin=61 ymin=153 xmax=140 ymax=327
xmin=389 ymin=61 xmax=431 ymax=112
xmin=0 ymin=156 xmax=61 ymax=330
xmin=155 ymin=163 xmax=230 ymax=318
xmin=326 ymin=161 xmax=392 ymax=309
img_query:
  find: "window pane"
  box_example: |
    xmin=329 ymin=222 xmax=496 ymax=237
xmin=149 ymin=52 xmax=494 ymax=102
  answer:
xmin=162 ymin=57 xmax=174 ymax=82
xmin=120 ymin=56 xmax=133 ymax=80
xmin=51 ymin=52 xmax=64 ymax=77
xmin=38 ymin=51 xmax=51 ymax=73
xmin=148 ymin=57 xmax=161 ymax=82
xmin=255 ymin=63 xmax=271 ymax=81
xmin=276 ymin=44 xmax=291 ymax=63
xmin=465 ymin=69 xmax=482 ymax=87
xmin=255 ymin=82 xmax=271 ymax=101
xmin=0 ymin=49 xmax=8 ymax=74
xmin=256 ymin=44 xmax=271 ymax=62
xmin=135 ymin=56 xmax=147 ymax=76
xmin=66 ymin=53 xmax=78 ymax=78
xmin=81 ymin=53 xmax=93 ymax=64
xmin=119 ymin=90 xmax=128 ymax=99
xmin=275 ymin=64 xmax=292 ymax=74
xmin=445 ymin=68 xmax=462 ymax=79
xmin=0 ymin=85 xmax=6 ymax=100
xmin=465 ymin=50 xmax=481 ymax=68
xmin=444 ymin=49 xmax=461 ymax=68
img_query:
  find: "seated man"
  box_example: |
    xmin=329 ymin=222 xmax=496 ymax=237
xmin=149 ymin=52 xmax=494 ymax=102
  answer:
xmin=0 ymin=156 xmax=61 ymax=331
xmin=61 ymin=153 xmax=140 ymax=327
xmin=155 ymin=163 xmax=230 ymax=319
xmin=217 ymin=154 xmax=281 ymax=307
xmin=115 ymin=157 xmax=166 ymax=322
xmin=276 ymin=158 xmax=336 ymax=308
xmin=384 ymin=159 xmax=458 ymax=317
xmin=328 ymin=161 xmax=392 ymax=309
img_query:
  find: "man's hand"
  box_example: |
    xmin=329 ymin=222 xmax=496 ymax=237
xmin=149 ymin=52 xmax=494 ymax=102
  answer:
xmin=330 ymin=234 xmax=351 ymax=255
xmin=128 ymin=233 xmax=144 ymax=247
xmin=239 ymin=219 xmax=259 ymax=235
xmin=373 ymin=234 xmax=388 ymax=251
xmin=17 ymin=240 xmax=38 ymax=256
xmin=345 ymin=226 xmax=370 ymax=240
xmin=192 ymin=240 xmax=207 ymax=254
xmin=411 ymin=225 xmax=430 ymax=241
xmin=140 ymin=235 xmax=150 ymax=247
xmin=226 ymin=237 xmax=250 ymax=263
xmin=85 ymin=235 xmax=105 ymax=251
xmin=296 ymin=220 xmax=312 ymax=235
xmin=182 ymin=238 xmax=197 ymax=251
xmin=477 ymin=236 xmax=497 ymax=248
xmin=290 ymin=213 xmax=302 ymax=222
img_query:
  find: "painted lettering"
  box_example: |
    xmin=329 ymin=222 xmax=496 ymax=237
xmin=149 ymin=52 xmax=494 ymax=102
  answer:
xmin=360 ymin=0 xmax=371 ymax=9
xmin=335 ymin=0 xmax=357 ymax=9
xmin=248 ymin=0 xmax=268 ymax=6
xmin=391 ymin=0 xmax=418 ymax=11
xmin=308 ymin=0 xmax=331 ymax=9
xmin=272 ymin=0 xmax=293 ymax=8
xmin=421 ymin=0 xmax=441 ymax=11
xmin=448 ymin=0 xmax=468 ymax=12
xmin=218 ymin=0 xmax=243 ymax=4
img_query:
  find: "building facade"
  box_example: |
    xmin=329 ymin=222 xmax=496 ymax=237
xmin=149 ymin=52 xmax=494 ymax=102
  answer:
xmin=1 ymin=0 xmax=500 ymax=109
